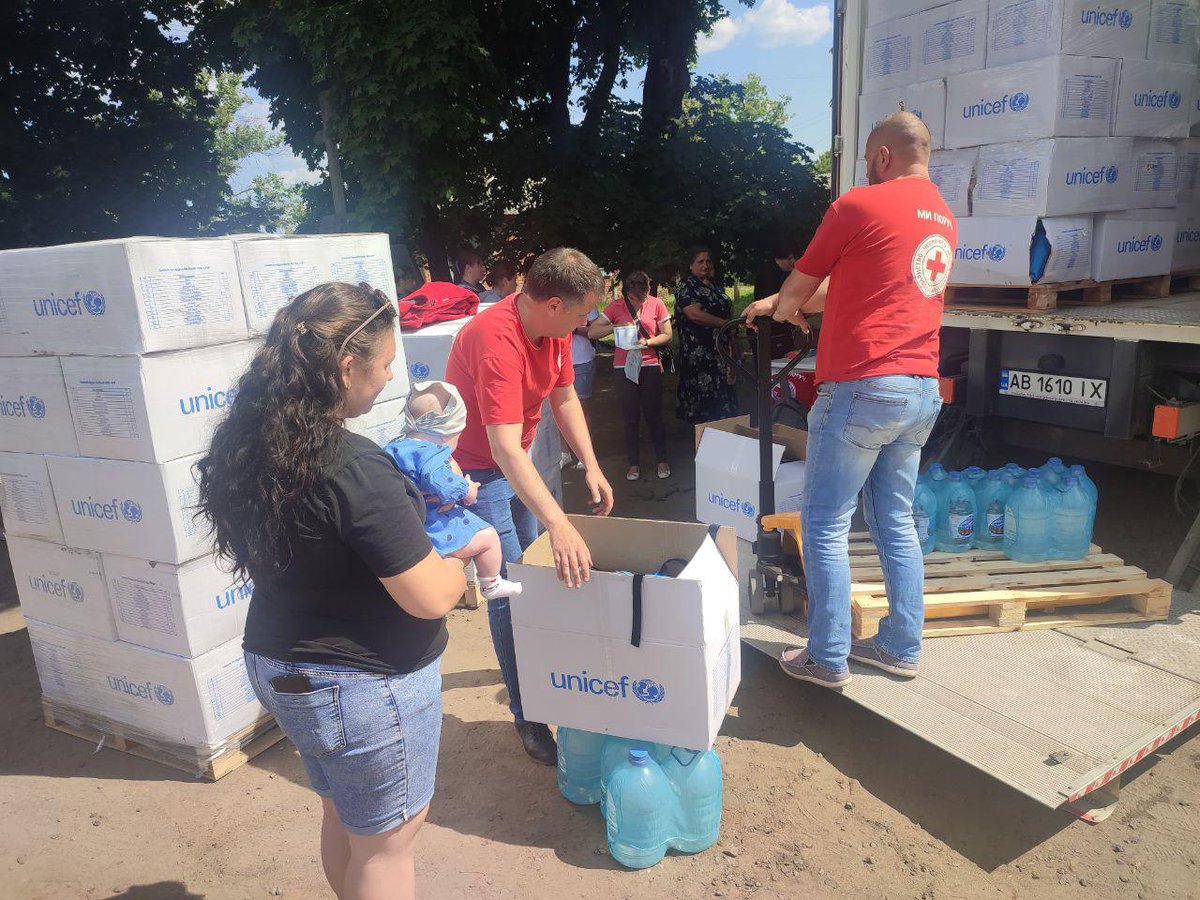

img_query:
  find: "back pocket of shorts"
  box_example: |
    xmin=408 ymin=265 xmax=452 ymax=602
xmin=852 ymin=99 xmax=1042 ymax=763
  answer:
xmin=268 ymin=684 xmax=346 ymax=758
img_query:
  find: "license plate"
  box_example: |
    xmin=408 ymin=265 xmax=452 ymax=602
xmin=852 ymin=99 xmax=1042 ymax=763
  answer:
xmin=999 ymin=369 xmax=1107 ymax=407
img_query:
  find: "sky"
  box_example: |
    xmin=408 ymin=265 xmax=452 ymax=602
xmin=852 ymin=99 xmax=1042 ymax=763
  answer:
xmin=232 ymin=0 xmax=836 ymax=194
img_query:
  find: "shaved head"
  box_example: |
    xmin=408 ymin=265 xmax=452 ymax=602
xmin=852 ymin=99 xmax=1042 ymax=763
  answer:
xmin=863 ymin=111 xmax=931 ymax=184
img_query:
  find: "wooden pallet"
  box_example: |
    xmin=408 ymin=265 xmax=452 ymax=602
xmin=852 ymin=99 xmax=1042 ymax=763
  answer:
xmin=1170 ymin=268 xmax=1200 ymax=294
xmin=848 ymin=535 xmax=1173 ymax=639
xmin=43 ymin=699 xmax=284 ymax=781
xmin=945 ymin=273 xmax=1172 ymax=311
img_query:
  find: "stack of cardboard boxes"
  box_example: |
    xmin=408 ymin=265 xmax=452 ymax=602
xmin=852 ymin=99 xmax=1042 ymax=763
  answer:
xmin=856 ymin=0 xmax=1199 ymax=283
xmin=0 ymin=233 xmax=405 ymax=767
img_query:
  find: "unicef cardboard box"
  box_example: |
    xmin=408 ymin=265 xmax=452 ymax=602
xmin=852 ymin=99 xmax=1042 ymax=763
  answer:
xmin=951 ymin=215 xmax=1095 ymax=284
xmin=986 ymin=0 xmax=1152 ymax=68
xmin=0 ymin=238 xmax=248 ymax=357
xmin=862 ymin=15 xmax=921 ymax=91
xmin=857 ymin=79 xmax=947 ymax=154
xmin=1114 ymin=58 xmax=1198 ymax=137
xmin=400 ymin=318 xmax=471 ymax=383
xmin=1131 ymin=139 xmax=1182 ymax=207
xmin=103 ymin=552 xmax=250 ymax=659
xmin=971 ymin=138 xmax=1134 ymax=216
xmin=944 ymin=55 xmax=1118 ymax=148
xmin=916 ymin=0 xmax=989 ymax=80
xmin=7 ymin=535 xmax=117 ymax=641
xmin=346 ymin=396 xmax=408 ymax=447
xmin=0 ymin=450 xmax=64 ymax=542
xmin=1148 ymin=0 xmax=1199 ymax=63
xmin=929 ymin=148 xmax=978 ymax=217
xmin=694 ymin=416 xmax=809 ymax=543
xmin=1174 ymin=216 xmax=1200 ymax=269
xmin=1179 ymin=138 xmax=1200 ymax=205
xmin=27 ymin=619 xmax=265 ymax=748
xmin=867 ymin=0 xmax=953 ymax=27
xmin=46 ymin=453 xmax=208 ymax=564
xmin=1093 ymin=209 xmax=1177 ymax=279
xmin=0 ymin=357 xmax=78 ymax=455
xmin=509 ymin=516 xmax=740 ymax=751
xmin=60 ymin=341 xmax=257 ymax=464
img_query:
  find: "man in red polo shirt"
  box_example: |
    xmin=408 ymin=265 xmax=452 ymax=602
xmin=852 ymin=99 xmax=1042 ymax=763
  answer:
xmin=446 ymin=246 xmax=614 ymax=764
xmin=745 ymin=112 xmax=956 ymax=689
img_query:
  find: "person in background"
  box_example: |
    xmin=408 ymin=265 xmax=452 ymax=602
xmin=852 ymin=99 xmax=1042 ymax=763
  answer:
xmin=480 ymin=261 xmax=518 ymax=303
xmin=561 ymin=302 xmax=600 ymax=470
xmin=675 ymin=245 xmax=739 ymax=425
xmin=752 ymin=239 xmax=807 ymax=360
xmin=590 ymin=270 xmax=672 ymax=481
xmin=196 ymin=282 xmax=467 ymax=900
xmin=744 ymin=111 xmax=953 ymax=689
xmin=455 ymin=247 xmax=486 ymax=296
xmin=445 ymin=247 xmax=614 ymax=766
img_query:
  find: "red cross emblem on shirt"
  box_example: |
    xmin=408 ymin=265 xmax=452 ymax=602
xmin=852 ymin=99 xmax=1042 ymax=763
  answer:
xmin=925 ymin=250 xmax=947 ymax=281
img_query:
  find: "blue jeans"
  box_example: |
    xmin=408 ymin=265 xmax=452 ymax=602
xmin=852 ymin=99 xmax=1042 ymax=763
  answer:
xmin=802 ymin=376 xmax=942 ymax=672
xmin=464 ymin=468 xmax=539 ymax=723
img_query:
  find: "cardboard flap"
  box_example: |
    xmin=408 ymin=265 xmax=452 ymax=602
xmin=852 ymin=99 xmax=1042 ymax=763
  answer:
xmin=697 ymin=426 xmax=784 ymax=478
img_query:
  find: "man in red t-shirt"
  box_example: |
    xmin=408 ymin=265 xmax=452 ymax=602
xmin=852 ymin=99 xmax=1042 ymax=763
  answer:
xmin=745 ymin=112 xmax=956 ymax=689
xmin=445 ymin=246 xmax=614 ymax=765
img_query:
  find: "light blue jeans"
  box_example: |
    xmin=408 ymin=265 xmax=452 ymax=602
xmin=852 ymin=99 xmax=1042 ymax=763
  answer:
xmin=802 ymin=376 xmax=942 ymax=672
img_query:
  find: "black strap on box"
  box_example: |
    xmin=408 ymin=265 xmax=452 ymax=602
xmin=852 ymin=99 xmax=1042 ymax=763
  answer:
xmin=631 ymin=573 xmax=644 ymax=648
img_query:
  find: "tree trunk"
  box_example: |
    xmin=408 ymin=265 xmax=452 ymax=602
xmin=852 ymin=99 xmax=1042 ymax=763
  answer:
xmin=580 ymin=1 xmax=628 ymax=143
xmin=419 ymin=201 xmax=452 ymax=282
xmin=641 ymin=0 xmax=699 ymax=138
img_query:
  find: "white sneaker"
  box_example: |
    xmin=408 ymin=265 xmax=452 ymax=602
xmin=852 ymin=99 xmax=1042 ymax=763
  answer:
xmin=479 ymin=577 xmax=523 ymax=600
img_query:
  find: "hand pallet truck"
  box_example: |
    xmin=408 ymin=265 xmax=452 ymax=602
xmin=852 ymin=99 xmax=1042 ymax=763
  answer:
xmin=715 ymin=315 xmax=813 ymax=616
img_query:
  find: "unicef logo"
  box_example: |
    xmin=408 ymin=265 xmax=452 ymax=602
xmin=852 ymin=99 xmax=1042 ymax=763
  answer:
xmin=1010 ymin=92 xmax=1030 ymax=112
xmin=83 ymin=290 xmax=106 ymax=316
xmin=154 ymin=685 xmax=176 ymax=706
xmin=1105 ymin=165 xmax=1119 ymax=184
xmin=26 ymin=396 xmax=46 ymax=419
xmin=409 ymin=362 xmax=431 ymax=379
xmin=632 ymin=678 xmax=666 ymax=704
xmin=120 ymin=500 xmax=143 ymax=523
xmin=1168 ymin=92 xmax=1182 ymax=109
xmin=1150 ymin=234 xmax=1163 ymax=252
xmin=68 ymin=581 xmax=84 ymax=603
xmin=1118 ymin=9 xmax=1133 ymax=28
xmin=988 ymin=245 xmax=1007 ymax=262
xmin=741 ymin=500 xmax=755 ymax=518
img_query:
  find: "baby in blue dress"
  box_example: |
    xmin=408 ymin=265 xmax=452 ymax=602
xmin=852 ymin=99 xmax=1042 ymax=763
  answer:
xmin=385 ymin=381 xmax=521 ymax=600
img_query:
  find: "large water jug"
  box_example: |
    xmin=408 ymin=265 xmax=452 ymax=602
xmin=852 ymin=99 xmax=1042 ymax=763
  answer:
xmin=659 ymin=747 xmax=723 ymax=853
xmin=1053 ymin=477 xmax=1092 ymax=560
xmin=1004 ymin=475 xmax=1049 ymax=562
xmin=963 ymin=466 xmax=988 ymax=500
xmin=936 ymin=472 xmax=977 ymax=553
xmin=1041 ymin=458 xmax=1066 ymax=490
xmin=926 ymin=463 xmax=950 ymax=517
xmin=1002 ymin=463 xmax=1026 ymax=488
xmin=974 ymin=471 xmax=1009 ymax=551
xmin=1069 ymin=464 xmax=1098 ymax=505
xmin=557 ymin=727 xmax=607 ymax=805
xmin=913 ymin=479 xmax=938 ymax=555
xmin=605 ymin=749 xmax=676 ymax=869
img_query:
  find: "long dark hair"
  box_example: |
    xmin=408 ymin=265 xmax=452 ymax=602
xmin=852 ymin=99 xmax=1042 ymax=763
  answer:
xmin=196 ymin=282 xmax=397 ymax=579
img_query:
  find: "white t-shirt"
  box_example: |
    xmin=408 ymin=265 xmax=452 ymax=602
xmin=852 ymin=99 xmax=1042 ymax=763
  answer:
xmin=572 ymin=309 xmax=599 ymax=366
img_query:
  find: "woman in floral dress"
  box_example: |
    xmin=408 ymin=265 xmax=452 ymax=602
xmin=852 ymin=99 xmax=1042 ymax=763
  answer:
xmin=675 ymin=246 xmax=739 ymax=424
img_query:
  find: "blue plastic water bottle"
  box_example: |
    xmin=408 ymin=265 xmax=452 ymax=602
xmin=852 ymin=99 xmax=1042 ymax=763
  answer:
xmin=974 ymin=471 xmax=1009 ymax=551
xmin=660 ymin=747 xmax=723 ymax=854
xmin=1054 ymin=477 xmax=1092 ymax=560
xmin=1003 ymin=463 xmax=1026 ymax=487
xmin=606 ymin=749 xmax=675 ymax=869
xmin=557 ymin=727 xmax=607 ymax=805
xmin=1069 ymin=464 xmax=1098 ymax=548
xmin=913 ymin=479 xmax=938 ymax=555
xmin=937 ymin=472 xmax=977 ymax=553
xmin=1004 ymin=475 xmax=1049 ymax=562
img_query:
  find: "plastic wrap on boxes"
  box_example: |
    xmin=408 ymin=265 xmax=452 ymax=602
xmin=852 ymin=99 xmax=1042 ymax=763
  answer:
xmin=0 ymin=450 xmax=63 ymax=542
xmin=917 ymin=0 xmax=988 ymax=79
xmin=945 ymin=55 xmax=1118 ymax=148
xmin=6 ymin=536 xmax=117 ymax=640
xmin=1093 ymin=209 xmax=1177 ymax=279
xmin=972 ymin=138 xmax=1135 ymax=215
xmin=0 ymin=357 xmax=78 ymax=455
xmin=1114 ymin=58 xmax=1199 ymax=137
xmin=1131 ymin=139 xmax=1182 ymax=207
xmin=857 ymin=79 xmax=947 ymax=153
xmin=0 ymin=238 xmax=248 ymax=357
xmin=1148 ymin=0 xmax=1200 ymax=64
xmin=951 ymin=215 xmax=1094 ymax=284
xmin=930 ymin=148 xmax=978 ymax=217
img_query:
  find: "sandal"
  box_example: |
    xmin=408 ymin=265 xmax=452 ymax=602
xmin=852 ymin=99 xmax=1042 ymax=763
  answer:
xmin=657 ymin=463 xmax=671 ymax=479
xmin=626 ymin=466 xmax=640 ymax=481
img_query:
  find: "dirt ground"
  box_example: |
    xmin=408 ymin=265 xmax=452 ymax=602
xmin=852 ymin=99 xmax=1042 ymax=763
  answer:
xmin=1 ymin=358 xmax=1198 ymax=900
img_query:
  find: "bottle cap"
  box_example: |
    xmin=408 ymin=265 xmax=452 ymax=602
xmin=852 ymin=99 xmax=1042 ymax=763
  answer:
xmin=629 ymin=749 xmax=649 ymax=765
xmin=1065 ymin=476 xmax=1078 ymax=487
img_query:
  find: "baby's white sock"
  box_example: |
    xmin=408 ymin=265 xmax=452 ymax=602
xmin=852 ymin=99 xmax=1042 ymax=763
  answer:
xmin=479 ymin=575 xmax=522 ymax=600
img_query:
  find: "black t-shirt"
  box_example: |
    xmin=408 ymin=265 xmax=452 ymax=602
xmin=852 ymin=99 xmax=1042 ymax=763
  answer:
xmin=243 ymin=430 xmax=443 ymax=675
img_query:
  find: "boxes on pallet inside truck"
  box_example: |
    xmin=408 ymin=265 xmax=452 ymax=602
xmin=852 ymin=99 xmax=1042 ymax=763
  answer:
xmin=1130 ymin=139 xmax=1182 ymax=207
xmin=27 ymin=619 xmax=265 ymax=749
xmin=509 ymin=516 xmax=740 ymax=751
xmin=985 ymin=0 xmax=1153 ymax=69
xmin=6 ymin=536 xmax=117 ymax=641
xmin=916 ymin=0 xmax=989 ymax=80
xmin=46 ymin=453 xmax=208 ymax=564
xmin=944 ymin=55 xmax=1118 ymax=148
xmin=1175 ymin=215 xmax=1200 ymax=269
xmin=0 ymin=357 xmax=78 ymax=455
xmin=929 ymin=148 xmax=978 ymax=217
xmin=1092 ymin=208 xmax=1178 ymax=279
xmin=857 ymin=79 xmax=947 ymax=153
xmin=971 ymin=138 xmax=1135 ymax=216
xmin=102 ymin=552 xmax=251 ymax=658
xmin=0 ymin=238 xmax=248 ymax=357
xmin=951 ymin=215 xmax=1095 ymax=284
xmin=1114 ymin=58 xmax=1198 ymax=137
xmin=0 ymin=450 xmax=64 ymax=542
xmin=1147 ymin=0 xmax=1200 ymax=63
xmin=59 ymin=341 xmax=258 ymax=464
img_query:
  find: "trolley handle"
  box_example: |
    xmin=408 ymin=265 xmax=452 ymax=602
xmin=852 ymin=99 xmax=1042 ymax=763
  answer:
xmin=714 ymin=315 xmax=814 ymax=391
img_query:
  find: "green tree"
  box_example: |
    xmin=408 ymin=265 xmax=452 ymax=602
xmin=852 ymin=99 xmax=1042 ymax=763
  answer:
xmin=815 ymin=150 xmax=833 ymax=175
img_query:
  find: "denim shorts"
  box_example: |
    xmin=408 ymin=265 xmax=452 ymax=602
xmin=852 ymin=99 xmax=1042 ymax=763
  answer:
xmin=574 ymin=360 xmax=596 ymax=400
xmin=245 ymin=651 xmax=443 ymax=835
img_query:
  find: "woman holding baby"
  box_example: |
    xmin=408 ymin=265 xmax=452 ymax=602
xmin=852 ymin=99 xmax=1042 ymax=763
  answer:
xmin=197 ymin=282 xmax=464 ymax=900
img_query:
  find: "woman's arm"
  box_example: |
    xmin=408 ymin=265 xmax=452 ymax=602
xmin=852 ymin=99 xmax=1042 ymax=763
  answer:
xmin=380 ymin=550 xmax=467 ymax=619
xmin=681 ymin=304 xmax=726 ymax=328
xmin=641 ymin=316 xmax=673 ymax=347
xmin=587 ymin=313 xmax=614 ymax=340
